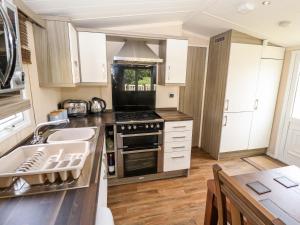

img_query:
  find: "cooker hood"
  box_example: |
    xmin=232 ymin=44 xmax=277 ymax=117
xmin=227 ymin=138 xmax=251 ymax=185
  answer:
xmin=114 ymin=40 xmax=163 ymax=64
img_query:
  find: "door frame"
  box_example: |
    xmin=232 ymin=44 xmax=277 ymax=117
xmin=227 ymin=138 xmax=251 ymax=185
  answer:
xmin=274 ymin=51 xmax=300 ymax=163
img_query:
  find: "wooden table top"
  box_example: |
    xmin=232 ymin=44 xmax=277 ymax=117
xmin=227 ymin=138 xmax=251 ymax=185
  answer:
xmin=232 ymin=166 xmax=300 ymax=224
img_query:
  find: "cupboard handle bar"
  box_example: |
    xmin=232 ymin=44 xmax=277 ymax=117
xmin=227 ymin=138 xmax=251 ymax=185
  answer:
xmin=172 ymin=136 xmax=186 ymax=139
xmin=225 ymin=99 xmax=229 ymax=111
xmin=173 ymin=126 xmax=186 ymax=128
xmin=254 ymin=99 xmax=259 ymax=110
xmin=172 ymin=146 xmax=186 ymax=149
xmin=224 ymin=116 xmax=228 ymax=127
xmin=120 ymin=131 xmax=162 ymax=138
xmin=171 ymin=156 xmax=185 ymax=159
xmin=120 ymin=147 xmax=161 ymax=155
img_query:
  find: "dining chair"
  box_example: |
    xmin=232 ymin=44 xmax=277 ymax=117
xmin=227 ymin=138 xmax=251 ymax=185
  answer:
xmin=212 ymin=164 xmax=286 ymax=225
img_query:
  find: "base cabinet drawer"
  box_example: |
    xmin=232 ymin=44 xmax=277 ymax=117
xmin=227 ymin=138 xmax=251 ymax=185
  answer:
xmin=164 ymin=141 xmax=191 ymax=153
xmin=165 ymin=120 xmax=193 ymax=132
xmin=163 ymin=151 xmax=191 ymax=172
xmin=164 ymin=130 xmax=192 ymax=143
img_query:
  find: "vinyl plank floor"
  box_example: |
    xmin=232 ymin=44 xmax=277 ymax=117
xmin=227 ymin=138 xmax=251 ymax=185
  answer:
xmin=108 ymin=149 xmax=283 ymax=225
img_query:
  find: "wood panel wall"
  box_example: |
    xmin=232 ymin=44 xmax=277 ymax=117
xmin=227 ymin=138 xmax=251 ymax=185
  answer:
xmin=201 ymin=31 xmax=232 ymax=159
xmin=179 ymin=46 xmax=207 ymax=147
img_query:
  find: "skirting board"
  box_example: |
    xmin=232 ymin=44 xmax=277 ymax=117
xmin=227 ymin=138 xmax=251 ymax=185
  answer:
xmin=108 ymin=169 xmax=189 ymax=186
xmin=218 ymin=148 xmax=267 ymax=160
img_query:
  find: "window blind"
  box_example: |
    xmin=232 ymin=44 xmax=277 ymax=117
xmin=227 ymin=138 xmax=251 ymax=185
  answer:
xmin=0 ymin=91 xmax=30 ymax=120
xmin=18 ymin=11 xmax=31 ymax=64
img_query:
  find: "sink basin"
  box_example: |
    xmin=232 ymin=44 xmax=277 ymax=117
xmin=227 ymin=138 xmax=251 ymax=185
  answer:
xmin=47 ymin=128 xmax=95 ymax=143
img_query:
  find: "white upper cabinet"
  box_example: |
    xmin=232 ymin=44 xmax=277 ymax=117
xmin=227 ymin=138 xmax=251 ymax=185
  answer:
xmin=262 ymin=46 xmax=285 ymax=60
xmin=225 ymin=43 xmax=262 ymax=112
xmin=68 ymin=24 xmax=80 ymax=84
xmin=78 ymin=32 xmax=108 ymax=84
xmin=248 ymin=59 xmax=283 ymax=149
xmin=220 ymin=112 xmax=253 ymax=152
xmin=159 ymin=39 xmax=188 ymax=85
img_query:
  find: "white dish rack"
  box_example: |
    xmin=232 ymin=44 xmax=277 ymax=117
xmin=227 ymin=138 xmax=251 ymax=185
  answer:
xmin=0 ymin=141 xmax=90 ymax=188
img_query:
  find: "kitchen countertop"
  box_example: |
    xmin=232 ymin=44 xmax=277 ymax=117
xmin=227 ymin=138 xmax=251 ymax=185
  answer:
xmin=98 ymin=109 xmax=193 ymax=123
xmin=0 ymin=110 xmax=191 ymax=225
xmin=155 ymin=110 xmax=193 ymax=121
xmin=0 ymin=115 xmax=106 ymax=225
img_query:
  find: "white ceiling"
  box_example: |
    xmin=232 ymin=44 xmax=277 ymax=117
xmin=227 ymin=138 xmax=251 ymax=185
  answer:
xmin=23 ymin=0 xmax=300 ymax=46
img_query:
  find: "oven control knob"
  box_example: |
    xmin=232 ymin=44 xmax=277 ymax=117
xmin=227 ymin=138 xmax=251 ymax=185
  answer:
xmin=145 ymin=124 xmax=149 ymax=129
xmin=127 ymin=125 xmax=132 ymax=130
xmin=156 ymin=124 xmax=160 ymax=128
xmin=133 ymin=125 xmax=137 ymax=130
xmin=121 ymin=125 xmax=125 ymax=130
xmin=150 ymin=124 xmax=154 ymax=128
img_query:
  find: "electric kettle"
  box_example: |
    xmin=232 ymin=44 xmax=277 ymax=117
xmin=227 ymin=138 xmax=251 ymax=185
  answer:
xmin=90 ymin=97 xmax=106 ymax=114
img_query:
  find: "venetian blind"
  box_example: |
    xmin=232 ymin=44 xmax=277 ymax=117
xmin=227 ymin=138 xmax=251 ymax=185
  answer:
xmin=18 ymin=10 xmax=31 ymax=64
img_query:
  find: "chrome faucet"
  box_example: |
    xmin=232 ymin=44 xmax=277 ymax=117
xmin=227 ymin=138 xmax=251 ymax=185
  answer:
xmin=32 ymin=119 xmax=70 ymax=144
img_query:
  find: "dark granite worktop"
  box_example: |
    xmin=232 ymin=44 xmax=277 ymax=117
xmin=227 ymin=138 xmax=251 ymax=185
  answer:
xmin=0 ymin=109 xmax=192 ymax=225
xmin=0 ymin=115 xmax=106 ymax=225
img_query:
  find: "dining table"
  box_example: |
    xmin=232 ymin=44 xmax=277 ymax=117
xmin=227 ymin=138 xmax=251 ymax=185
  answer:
xmin=205 ymin=165 xmax=300 ymax=225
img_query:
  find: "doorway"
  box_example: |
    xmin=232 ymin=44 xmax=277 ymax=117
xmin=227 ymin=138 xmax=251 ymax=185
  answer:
xmin=281 ymin=52 xmax=300 ymax=165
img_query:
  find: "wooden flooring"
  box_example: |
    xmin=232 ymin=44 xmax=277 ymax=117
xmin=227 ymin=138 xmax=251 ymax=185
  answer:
xmin=108 ymin=149 xmax=283 ymax=225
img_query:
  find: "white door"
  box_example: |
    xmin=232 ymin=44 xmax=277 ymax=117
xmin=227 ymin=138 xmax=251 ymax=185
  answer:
xmin=68 ymin=24 xmax=80 ymax=83
xmin=165 ymin=39 xmax=188 ymax=84
xmin=220 ymin=112 xmax=253 ymax=152
xmin=225 ymin=43 xmax=262 ymax=112
xmin=248 ymin=59 xmax=283 ymax=149
xmin=78 ymin=32 xmax=107 ymax=83
xmin=283 ymin=55 xmax=300 ymax=165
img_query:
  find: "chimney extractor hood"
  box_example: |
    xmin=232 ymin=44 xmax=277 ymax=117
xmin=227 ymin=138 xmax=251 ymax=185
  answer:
xmin=114 ymin=40 xmax=163 ymax=64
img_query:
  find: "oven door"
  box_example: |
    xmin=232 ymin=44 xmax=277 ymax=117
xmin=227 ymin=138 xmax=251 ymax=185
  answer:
xmin=118 ymin=147 xmax=163 ymax=177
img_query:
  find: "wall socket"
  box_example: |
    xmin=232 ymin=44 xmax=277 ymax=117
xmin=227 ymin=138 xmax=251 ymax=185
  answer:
xmin=169 ymin=93 xmax=175 ymax=98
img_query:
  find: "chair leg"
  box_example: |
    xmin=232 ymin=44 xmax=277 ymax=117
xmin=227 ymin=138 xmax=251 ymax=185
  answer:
xmin=204 ymin=188 xmax=218 ymax=225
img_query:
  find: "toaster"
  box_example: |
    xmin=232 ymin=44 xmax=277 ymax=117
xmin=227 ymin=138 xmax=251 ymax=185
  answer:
xmin=61 ymin=99 xmax=89 ymax=117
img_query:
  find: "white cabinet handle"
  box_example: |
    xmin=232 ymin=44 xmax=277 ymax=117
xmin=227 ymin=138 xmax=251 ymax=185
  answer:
xmin=223 ymin=115 xmax=228 ymax=127
xmin=173 ymin=126 xmax=186 ymax=129
xmin=102 ymin=63 xmax=106 ymax=80
xmin=172 ymin=136 xmax=185 ymax=139
xmin=171 ymin=155 xmax=185 ymax=159
xmin=172 ymin=146 xmax=185 ymax=149
xmin=225 ymin=99 xmax=229 ymax=111
xmin=254 ymin=99 xmax=259 ymax=110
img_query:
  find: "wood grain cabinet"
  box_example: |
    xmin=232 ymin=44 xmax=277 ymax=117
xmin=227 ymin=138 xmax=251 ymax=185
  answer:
xmin=78 ymin=32 xmax=108 ymax=84
xmin=159 ymin=39 xmax=188 ymax=85
xmin=163 ymin=120 xmax=193 ymax=172
xmin=202 ymin=30 xmax=285 ymax=158
xmin=34 ymin=20 xmax=80 ymax=87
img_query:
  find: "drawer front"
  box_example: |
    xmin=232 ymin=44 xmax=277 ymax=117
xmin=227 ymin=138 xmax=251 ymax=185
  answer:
xmin=164 ymin=130 xmax=192 ymax=143
xmin=164 ymin=151 xmax=191 ymax=172
xmin=165 ymin=120 xmax=193 ymax=132
xmin=164 ymin=141 xmax=192 ymax=153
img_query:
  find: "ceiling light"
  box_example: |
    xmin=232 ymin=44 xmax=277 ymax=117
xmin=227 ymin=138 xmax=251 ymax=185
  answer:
xmin=262 ymin=1 xmax=271 ymax=6
xmin=237 ymin=2 xmax=256 ymax=14
xmin=278 ymin=20 xmax=291 ymax=27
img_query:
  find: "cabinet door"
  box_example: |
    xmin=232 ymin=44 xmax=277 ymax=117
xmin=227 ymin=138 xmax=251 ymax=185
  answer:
xmin=46 ymin=20 xmax=74 ymax=86
xmin=248 ymin=59 xmax=283 ymax=149
xmin=225 ymin=43 xmax=262 ymax=112
xmin=220 ymin=112 xmax=253 ymax=152
xmin=262 ymin=46 xmax=285 ymax=60
xmin=68 ymin=24 xmax=80 ymax=83
xmin=79 ymin=32 xmax=107 ymax=83
xmin=165 ymin=39 xmax=188 ymax=84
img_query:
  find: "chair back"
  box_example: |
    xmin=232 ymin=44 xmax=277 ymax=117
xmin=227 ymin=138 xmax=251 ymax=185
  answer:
xmin=212 ymin=164 xmax=285 ymax=225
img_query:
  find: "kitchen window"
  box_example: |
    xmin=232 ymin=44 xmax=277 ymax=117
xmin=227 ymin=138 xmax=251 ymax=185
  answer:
xmin=0 ymin=113 xmax=24 ymax=132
